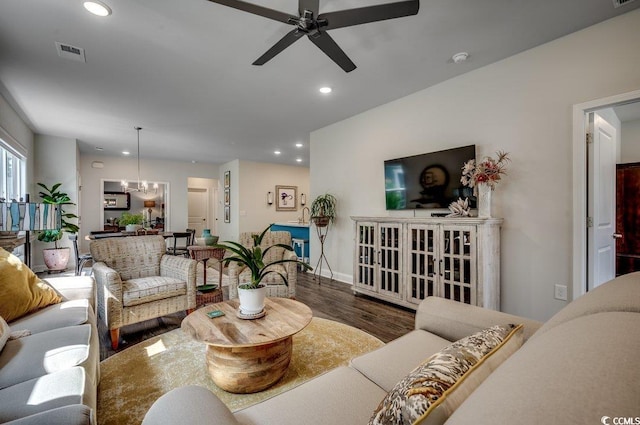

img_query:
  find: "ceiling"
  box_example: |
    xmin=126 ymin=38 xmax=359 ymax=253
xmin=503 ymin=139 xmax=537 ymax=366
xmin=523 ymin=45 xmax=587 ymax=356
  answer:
xmin=1 ymin=0 xmax=639 ymax=166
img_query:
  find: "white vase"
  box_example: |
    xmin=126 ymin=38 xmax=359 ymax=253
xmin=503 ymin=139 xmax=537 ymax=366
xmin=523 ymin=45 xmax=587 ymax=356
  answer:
xmin=238 ymin=285 xmax=267 ymax=315
xmin=477 ymin=183 xmax=492 ymax=218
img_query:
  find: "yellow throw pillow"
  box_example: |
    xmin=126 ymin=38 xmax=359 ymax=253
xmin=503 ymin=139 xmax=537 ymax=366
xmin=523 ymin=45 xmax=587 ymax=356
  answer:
xmin=0 ymin=247 xmax=62 ymax=322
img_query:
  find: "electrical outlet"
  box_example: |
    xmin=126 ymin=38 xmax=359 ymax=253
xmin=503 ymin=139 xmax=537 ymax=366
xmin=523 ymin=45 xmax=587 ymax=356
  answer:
xmin=554 ymin=284 xmax=568 ymax=301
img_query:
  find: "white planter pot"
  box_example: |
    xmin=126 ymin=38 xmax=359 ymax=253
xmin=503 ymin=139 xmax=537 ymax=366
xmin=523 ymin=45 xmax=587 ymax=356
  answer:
xmin=238 ymin=285 xmax=267 ymax=314
xmin=125 ymin=224 xmax=142 ymax=232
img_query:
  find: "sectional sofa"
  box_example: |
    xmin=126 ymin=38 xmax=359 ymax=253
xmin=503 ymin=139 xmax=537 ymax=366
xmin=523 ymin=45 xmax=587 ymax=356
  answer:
xmin=0 ymin=274 xmax=99 ymax=425
xmin=143 ymin=272 xmax=640 ymax=425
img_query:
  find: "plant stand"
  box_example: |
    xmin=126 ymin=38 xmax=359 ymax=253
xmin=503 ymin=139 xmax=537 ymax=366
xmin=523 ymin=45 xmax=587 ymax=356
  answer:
xmin=313 ymin=224 xmax=333 ymax=283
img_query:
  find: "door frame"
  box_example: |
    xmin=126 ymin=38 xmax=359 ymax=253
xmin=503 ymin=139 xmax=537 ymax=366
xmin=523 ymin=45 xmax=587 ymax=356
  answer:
xmin=572 ymin=88 xmax=640 ymax=300
xmin=187 ymin=186 xmax=211 ymax=234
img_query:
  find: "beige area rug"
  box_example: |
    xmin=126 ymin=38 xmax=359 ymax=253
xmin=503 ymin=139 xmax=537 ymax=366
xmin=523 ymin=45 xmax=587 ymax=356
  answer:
xmin=98 ymin=317 xmax=384 ymax=425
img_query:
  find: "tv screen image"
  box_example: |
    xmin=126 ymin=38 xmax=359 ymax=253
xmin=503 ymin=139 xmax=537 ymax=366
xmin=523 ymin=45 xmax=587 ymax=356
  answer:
xmin=384 ymin=145 xmax=476 ymax=210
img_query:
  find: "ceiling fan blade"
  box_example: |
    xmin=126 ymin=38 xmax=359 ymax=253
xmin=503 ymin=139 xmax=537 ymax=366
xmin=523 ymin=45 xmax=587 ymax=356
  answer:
xmin=320 ymin=0 xmax=419 ymax=31
xmin=206 ymin=0 xmax=295 ymax=24
xmin=299 ymin=0 xmax=319 ymax=16
xmin=253 ymin=29 xmax=305 ymax=66
xmin=308 ymin=31 xmax=356 ymax=73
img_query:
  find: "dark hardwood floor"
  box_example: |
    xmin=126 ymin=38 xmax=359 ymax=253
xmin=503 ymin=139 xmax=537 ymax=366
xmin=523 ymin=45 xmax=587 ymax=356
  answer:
xmin=97 ymin=272 xmax=416 ymax=361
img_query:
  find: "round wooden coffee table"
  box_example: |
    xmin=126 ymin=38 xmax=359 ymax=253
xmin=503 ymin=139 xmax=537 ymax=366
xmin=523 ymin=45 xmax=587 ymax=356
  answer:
xmin=181 ymin=297 xmax=313 ymax=393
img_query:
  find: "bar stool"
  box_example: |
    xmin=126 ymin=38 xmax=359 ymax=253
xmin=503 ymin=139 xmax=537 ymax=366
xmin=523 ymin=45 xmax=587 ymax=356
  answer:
xmin=291 ymin=238 xmax=309 ymax=264
xmin=69 ymin=234 xmax=93 ymax=276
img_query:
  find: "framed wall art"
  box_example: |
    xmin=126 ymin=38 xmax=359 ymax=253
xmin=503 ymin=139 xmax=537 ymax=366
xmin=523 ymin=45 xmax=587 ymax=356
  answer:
xmin=276 ymin=185 xmax=297 ymax=211
xmin=224 ymin=205 xmax=230 ymax=223
xmin=224 ymin=171 xmax=230 ymax=189
xmin=224 ymin=189 xmax=230 ymax=206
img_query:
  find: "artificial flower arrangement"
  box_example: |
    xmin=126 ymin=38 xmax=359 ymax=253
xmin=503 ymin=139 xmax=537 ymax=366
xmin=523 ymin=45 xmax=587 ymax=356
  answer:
xmin=461 ymin=150 xmax=511 ymax=194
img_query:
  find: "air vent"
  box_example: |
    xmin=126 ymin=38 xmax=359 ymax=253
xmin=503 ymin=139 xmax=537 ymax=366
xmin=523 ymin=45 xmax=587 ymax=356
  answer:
xmin=613 ymin=0 xmax=636 ymax=8
xmin=55 ymin=42 xmax=86 ymax=63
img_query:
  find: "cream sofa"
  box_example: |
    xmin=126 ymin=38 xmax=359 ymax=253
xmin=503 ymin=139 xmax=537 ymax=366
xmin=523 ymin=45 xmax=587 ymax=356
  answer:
xmin=143 ymin=272 xmax=640 ymax=425
xmin=0 ymin=275 xmax=99 ymax=425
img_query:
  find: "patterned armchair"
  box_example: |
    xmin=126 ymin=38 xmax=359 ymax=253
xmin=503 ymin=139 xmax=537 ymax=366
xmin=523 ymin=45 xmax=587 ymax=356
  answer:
xmin=90 ymin=235 xmax=197 ymax=349
xmin=227 ymin=231 xmax=298 ymax=299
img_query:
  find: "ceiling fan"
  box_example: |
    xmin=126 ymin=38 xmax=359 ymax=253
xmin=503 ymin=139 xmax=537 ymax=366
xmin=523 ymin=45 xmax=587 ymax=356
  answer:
xmin=206 ymin=0 xmax=420 ymax=73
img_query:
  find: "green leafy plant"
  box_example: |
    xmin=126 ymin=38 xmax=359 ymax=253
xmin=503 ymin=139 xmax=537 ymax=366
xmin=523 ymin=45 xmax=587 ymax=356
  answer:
xmin=215 ymin=224 xmax=311 ymax=289
xmin=310 ymin=193 xmax=337 ymax=226
xmin=119 ymin=212 xmax=144 ymax=226
xmin=37 ymin=183 xmax=79 ymax=248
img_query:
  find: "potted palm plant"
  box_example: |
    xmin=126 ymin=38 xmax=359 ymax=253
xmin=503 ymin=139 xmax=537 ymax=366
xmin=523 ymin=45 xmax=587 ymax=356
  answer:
xmin=37 ymin=182 xmax=79 ymax=272
xmin=310 ymin=193 xmax=337 ymax=227
xmin=215 ymin=224 xmax=311 ymax=315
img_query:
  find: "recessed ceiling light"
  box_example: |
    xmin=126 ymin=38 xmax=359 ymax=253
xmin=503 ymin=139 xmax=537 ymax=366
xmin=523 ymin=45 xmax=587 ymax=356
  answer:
xmin=295 ymin=143 xmax=303 ymax=148
xmin=122 ymin=151 xmax=130 ymax=155
xmin=319 ymin=87 xmax=332 ymax=94
xmin=274 ymin=150 xmax=281 ymax=155
xmin=95 ymin=146 xmax=103 ymax=151
xmin=83 ymin=1 xmax=112 ymax=17
xmin=296 ymin=158 xmax=303 ymax=163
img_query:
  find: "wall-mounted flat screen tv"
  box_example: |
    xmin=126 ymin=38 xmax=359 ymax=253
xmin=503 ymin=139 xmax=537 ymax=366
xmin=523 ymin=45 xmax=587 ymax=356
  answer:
xmin=384 ymin=145 xmax=476 ymax=210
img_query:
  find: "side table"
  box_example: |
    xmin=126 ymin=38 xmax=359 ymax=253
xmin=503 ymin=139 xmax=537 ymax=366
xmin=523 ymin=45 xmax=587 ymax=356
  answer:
xmin=188 ymin=246 xmax=226 ymax=306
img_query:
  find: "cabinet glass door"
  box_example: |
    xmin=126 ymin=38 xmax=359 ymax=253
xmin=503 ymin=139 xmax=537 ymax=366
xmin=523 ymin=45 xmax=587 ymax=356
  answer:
xmin=440 ymin=225 xmax=476 ymax=304
xmin=355 ymin=223 xmax=377 ymax=290
xmin=378 ymin=223 xmax=402 ymax=298
xmin=407 ymin=224 xmax=438 ymax=304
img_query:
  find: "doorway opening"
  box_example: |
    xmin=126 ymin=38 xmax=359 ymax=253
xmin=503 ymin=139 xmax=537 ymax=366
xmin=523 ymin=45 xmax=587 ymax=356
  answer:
xmin=100 ymin=179 xmax=170 ymax=231
xmin=187 ymin=177 xmax=218 ymax=240
xmin=572 ymin=88 xmax=640 ymax=299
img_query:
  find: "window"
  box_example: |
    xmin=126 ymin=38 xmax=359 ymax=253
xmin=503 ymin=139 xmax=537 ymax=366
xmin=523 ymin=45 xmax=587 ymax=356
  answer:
xmin=1 ymin=139 xmax=25 ymax=202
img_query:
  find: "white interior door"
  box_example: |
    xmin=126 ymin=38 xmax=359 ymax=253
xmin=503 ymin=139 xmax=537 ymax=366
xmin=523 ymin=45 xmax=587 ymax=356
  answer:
xmin=587 ymin=112 xmax=617 ymax=290
xmin=188 ymin=188 xmax=209 ymax=236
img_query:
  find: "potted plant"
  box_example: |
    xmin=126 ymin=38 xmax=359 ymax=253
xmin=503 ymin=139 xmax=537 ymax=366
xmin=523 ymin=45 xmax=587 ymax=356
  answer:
xmin=215 ymin=224 xmax=311 ymax=315
xmin=119 ymin=212 xmax=144 ymax=232
xmin=37 ymin=182 xmax=79 ymax=272
xmin=310 ymin=193 xmax=337 ymax=227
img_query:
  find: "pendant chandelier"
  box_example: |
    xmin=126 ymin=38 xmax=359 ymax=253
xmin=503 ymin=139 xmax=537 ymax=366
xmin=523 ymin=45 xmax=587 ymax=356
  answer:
xmin=121 ymin=126 xmax=149 ymax=193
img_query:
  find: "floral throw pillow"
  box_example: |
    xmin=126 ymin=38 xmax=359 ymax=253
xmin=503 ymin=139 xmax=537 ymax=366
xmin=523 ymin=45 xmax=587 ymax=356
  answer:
xmin=369 ymin=324 xmax=524 ymax=425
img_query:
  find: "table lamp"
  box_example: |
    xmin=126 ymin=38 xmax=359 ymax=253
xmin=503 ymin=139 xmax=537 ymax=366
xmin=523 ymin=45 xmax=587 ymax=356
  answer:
xmin=0 ymin=200 xmax=61 ymax=266
xmin=144 ymin=200 xmax=156 ymax=222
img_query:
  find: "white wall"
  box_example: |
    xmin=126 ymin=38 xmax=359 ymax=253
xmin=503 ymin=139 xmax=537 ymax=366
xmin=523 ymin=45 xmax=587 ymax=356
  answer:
xmin=216 ymin=159 xmax=310 ymax=243
xmin=239 ymin=160 xmax=310 ymax=232
xmin=621 ymin=118 xmax=640 ymax=163
xmin=310 ymin=9 xmax=640 ymax=321
xmin=79 ymin=153 xmax=219 ymax=251
xmin=33 ymin=135 xmax=79 ymax=270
